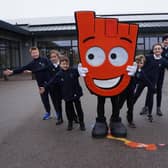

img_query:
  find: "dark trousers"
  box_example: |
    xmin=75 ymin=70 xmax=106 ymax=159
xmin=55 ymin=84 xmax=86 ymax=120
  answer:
xmin=143 ymin=80 xmax=163 ymax=110
xmin=97 ymin=95 xmax=120 ymax=122
xmin=40 ymin=88 xmax=62 ymax=120
xmin=65 ymin=99 xmax=84 ymax=123
xmin=156 ymin=85 xmax=162 ymax=108
xmin=119 ymin=89 xmax=134 ymax=123
xmin=50 ymin=87 xmax=63 ymax=120
xmin=156 ymin=70 xmax=164 ymax=108
xmin=133 ymin=83 xmax=154 ymax=115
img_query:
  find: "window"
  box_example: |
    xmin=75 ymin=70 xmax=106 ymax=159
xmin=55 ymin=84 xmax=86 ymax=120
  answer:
xmin=149 ymin=37 xmax=158 ymax=49
xmin=53 ymin=40 xmax=71 ymax=47
xmin=136 ymin=37 xmax=145 ymax=55
xmin=0 ymin=39 xmax=20 ymax=77
xmin=0 ymin=39 xmax=20 ymax=69
xmin=37 ymin=39 xmax=79 ymax=65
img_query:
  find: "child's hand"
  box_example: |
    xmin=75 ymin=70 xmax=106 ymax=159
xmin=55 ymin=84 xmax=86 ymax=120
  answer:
xmin=78 ymin=63 xmax=88 ymax=77
xmin=24 ymin=70 xmax=32 ymax=74
xmin=126 ymin=62 xmax=137 ymax=76
xmin=39 ymin=87 xmax=45 ymax=94
xmin=3 ymin=69 xmax=13 ymax=76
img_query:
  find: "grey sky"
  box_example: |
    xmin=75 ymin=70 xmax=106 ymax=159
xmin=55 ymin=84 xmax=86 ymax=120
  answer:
xmin=1 ymin=0 xmax=168 ymax=20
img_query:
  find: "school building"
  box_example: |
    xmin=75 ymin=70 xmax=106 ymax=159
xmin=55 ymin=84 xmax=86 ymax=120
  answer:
xmin=0 ymin=13 xmax=168 ymax=77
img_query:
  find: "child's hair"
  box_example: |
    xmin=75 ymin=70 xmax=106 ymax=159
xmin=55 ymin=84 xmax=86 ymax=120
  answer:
xmin=135 ymin=54 xmax=146 ymax=63
xmin=49 ymin=49 xmax=60 ymax=57
xmin=152 ymin=43 xmax=163 ymax=50
xmin=60 ymin=56 xmax=70 ymax=64
xmin=162 ymin=35 xmax=168 ymax=42
xmin=29 ymin=46 xmax=39 ymax=53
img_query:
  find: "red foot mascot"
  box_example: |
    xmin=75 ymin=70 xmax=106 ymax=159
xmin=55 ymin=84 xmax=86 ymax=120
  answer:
xmin=75 ymin=11 xmax=138 ymax=138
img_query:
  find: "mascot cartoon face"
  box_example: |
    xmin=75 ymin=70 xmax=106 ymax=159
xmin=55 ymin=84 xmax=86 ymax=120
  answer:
xmin=75 ymin=11 xmax=138 ymax=96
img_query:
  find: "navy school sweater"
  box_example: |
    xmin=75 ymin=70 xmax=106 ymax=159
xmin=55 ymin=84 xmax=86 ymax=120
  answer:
xmin=142 ymin=55 xmax=168 ymax=87
xmin=45 ymin=68 xmax=83 ymax=102
xmin=13 ymin=56 xmax=57 ymax=87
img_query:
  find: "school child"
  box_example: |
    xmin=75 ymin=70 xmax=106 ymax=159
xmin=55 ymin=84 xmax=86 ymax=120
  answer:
xmin=39 ymin=56 xmax=86 ymax=131
xmin=155 ymin=36 xmax=168 ymax=115
xmin=141 ymin=37 xmax=168 ymax=117
xmin=50 ymin=50 xmax=79 ymax=124
xmin=133 ymin=44 xmax=168 ymax=122
xmin=49 ymin=50 xmax=63 ymax=124
xmin=3 ymin=47 xmax=61 ymax=121
xmin=119 ymin=55 xmax=152 ymax=128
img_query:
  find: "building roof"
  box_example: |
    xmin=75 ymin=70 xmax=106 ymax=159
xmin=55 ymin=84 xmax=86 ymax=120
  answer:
xmin=8 ymin=16 xmax=75 ymax=25
xmin=0 ymin=20 xmax=30 ymax=35
xmin=6 ymin=13 xmax=168 ymax=35
xmin=7 ymin=13 xmax=168 ymax=25
xmin=19 ymin=24 xmax=76 ymax=32
xmin=17 ymin=21 xmax=168 ymax=32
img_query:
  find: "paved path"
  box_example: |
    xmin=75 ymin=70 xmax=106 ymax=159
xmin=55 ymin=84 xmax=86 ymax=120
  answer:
xmin=0 ymin=73 xmax=168 ymax=168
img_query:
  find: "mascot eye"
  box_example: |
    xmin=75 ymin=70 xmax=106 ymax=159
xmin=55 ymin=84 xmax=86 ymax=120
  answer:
xmin=86 ymin=47 xmax=105 ymax=66
xmin=108 ymin=47 xmax=128 ymax=66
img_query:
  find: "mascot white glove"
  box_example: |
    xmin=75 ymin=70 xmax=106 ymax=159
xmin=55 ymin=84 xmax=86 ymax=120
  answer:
xmin=78 ymin=63 xmax=88 ymax=77
xmin=126 ymin=62 xmax=137 ymax=76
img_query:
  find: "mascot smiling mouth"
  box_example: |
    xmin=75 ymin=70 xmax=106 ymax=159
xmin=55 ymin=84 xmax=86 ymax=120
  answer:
xmin=93 ymin=76 xmax=123 ymax=89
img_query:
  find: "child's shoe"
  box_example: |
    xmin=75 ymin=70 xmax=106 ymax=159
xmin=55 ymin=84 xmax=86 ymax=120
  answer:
xmin=140 ymin=106 xmax=148 ymax=115
xmin=147 ymin=114 xmax=153 ymax=122
xmin=67 ymin=122 xmax=73 ymax=131
xmin=156 ymin=107 xmax=163 ymax=116
xmin=73 ymin=117 xmax=79 ymax=124
xmin=42 ymin=112 xmax=51 ymax=120
xmin=56 ymin=119 xmax=63 ymax=125
xmin=80 ymin=122 xmax=86 ymax=131
xmin=128 ymin=122 xmax=136 ymax=128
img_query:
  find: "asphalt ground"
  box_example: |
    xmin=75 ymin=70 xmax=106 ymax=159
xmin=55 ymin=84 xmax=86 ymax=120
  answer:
xmin=0 ymin=73 xmax=168 ymax=168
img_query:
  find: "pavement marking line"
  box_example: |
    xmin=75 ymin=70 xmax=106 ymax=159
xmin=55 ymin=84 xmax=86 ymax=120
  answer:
xmin=106 ymin=134 xmax=167 ymax=151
